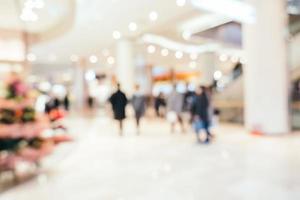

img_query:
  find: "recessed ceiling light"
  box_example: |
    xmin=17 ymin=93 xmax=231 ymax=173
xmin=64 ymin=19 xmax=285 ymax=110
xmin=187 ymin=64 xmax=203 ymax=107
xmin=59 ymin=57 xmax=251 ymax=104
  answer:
xmin=176 ymin=0 xmax=186 ymax=7
xmin=175 ymin=51 xmax=183 ymax=59
xmin=89 ymin=55 xmax=98 ymax=63
xmin=107 ymin=56 xmax=115 ymax=65
xmin=219 ymin=54 xmax=228 ymax=62
xmin=214 ymin=70 xmax=223 ymax=80
xmin=161 ymin=48 xmax=169 ymax=57
xmin=70 ymin=55 xmax=79 ymax=62
xmin=26 ymin=53 xmax=36 ymax=62
xmin=149 ymin=11 xmax=158 ymax=21
xmin=128 ymin=22 xmax=138 ymax=32
xmin=147 ymin=45 xmax=156 ymax=54
xmin=113 ymin=31 xmax=121 ymax=40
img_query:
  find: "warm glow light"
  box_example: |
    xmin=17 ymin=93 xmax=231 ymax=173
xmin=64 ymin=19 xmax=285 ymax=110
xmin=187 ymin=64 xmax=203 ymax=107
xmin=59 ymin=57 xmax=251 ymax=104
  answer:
xmin=107 ymin=56 xmax=115 ymax=65
xmin=128 ymin=22 xmax=138 ymax=32
xmin=161 ymin=48 xmax=169 ymax=57
xmin=219 ymin=54 xmax=228 ymax=62
xmin=147 ymin=45 xmax=156 ymax=54
xmin=89 ymin=55 xmax=98 ymax=63
xmin=70 ymin=55 xmax=79 ymax=62
xmin=175 ymin=51 xmax=183 ymax=59
xmin=149 ymin=11 xmax=158 ymax=21
xmin=113 ymin=31 xmax=122 ymax=40
xmin=214 ymin=70 xmax=223 ymax=80
xmin=26 ymin=53 xmax=36 ymax=62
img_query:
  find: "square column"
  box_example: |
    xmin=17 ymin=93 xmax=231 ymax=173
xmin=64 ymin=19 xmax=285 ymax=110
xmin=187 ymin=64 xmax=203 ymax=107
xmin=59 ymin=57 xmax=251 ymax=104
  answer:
xmin=243 ymin=0 xmax=290 ymax=134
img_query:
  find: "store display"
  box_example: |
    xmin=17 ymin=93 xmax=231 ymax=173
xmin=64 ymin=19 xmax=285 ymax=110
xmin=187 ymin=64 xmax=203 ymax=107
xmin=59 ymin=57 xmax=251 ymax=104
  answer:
xmin=0 ymin=74 xmax=72 ymax=178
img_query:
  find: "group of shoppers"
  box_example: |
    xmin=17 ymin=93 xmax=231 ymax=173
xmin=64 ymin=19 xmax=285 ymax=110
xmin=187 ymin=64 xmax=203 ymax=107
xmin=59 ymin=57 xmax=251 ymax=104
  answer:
xmin=108 ymin=83 xmax=215 ymax=143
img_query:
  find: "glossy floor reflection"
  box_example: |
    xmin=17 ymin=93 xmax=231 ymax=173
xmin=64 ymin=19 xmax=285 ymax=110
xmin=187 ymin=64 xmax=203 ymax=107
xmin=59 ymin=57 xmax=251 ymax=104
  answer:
xmin=0 ymin=115 xmax=300 ymax=200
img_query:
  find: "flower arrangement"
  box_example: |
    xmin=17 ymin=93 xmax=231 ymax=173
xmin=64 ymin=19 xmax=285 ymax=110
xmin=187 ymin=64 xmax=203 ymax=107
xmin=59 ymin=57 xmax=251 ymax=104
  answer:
xmin=0 ymin=74 xmax=72 ymax=175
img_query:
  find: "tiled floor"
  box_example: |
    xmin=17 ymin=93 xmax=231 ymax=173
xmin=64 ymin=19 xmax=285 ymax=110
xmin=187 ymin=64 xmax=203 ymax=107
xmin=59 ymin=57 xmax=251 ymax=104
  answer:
xmin=0 ymin=115 xmax=300 ymax=200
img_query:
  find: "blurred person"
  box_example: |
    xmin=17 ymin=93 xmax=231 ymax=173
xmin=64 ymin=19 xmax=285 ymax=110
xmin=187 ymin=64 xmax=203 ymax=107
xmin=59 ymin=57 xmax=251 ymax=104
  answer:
xmin=183 ymin=83 xmax=195 ymax=113
xmin=167 ymin=84 xmax=185 ymax=133
xmin=109 ymin=83 xmax=128 ymax=136
xmin=63 ymin=93 xmax=70 ymax=111
xmin=154 ymin=92 xmax=166 ymax=117
xmin=131 ymin=84 xmax=146 ymax=134
xmin=191 ymin=86 xmax=212 ymax=143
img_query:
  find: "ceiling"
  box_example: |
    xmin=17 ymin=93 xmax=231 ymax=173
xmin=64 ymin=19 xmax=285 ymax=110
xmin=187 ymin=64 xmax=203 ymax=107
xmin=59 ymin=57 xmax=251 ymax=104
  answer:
xmin=0 ymin=0 xmax=71 ymax=33
xmin=31 ymin=0 xmax=199 ymax=64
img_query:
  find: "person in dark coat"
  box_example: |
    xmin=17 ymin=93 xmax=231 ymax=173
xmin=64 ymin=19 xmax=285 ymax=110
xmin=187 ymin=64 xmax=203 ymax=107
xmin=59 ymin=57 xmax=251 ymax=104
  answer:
xmin=131 ymin=85 xmax=146 ymax=134
xmin=191 ymin=86 xmax=212 ymax=143
xmin=109 ymin=83 xmax=128 ymax=136
xmin=154 ymin=92 xmax=166 ymax=117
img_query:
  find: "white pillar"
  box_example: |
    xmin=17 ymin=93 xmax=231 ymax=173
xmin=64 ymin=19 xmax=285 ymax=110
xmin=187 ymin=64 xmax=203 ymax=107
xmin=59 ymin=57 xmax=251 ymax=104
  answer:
xmin=198 ymin=52 xmax=215 ymax=86
xmin=72 ymin=58 xmax=88 ymax=111
xmin=116 ymin=39 xmax=135 ymax=96
xmin=243 ymin=0 xmax=290 ymax=134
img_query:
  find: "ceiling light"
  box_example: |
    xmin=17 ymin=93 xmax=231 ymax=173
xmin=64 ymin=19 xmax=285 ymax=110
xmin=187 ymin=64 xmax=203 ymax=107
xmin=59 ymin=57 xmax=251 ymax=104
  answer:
xmin=149 ymin=11 xmax=158 ymax=21
xmin=214 ymin=70 xmax=223 ymax=80
xmin=176 ymin=0 xmax=186 ymax=7
xmin=128 ymin=22 xmax=138 ymax=32
xmin=161 ymin=48 xmax=169 ymax=57
xmin=175 ymin=51 xmax=183 ymax=59
xmin=107 ymin=56 xmax=115 ymax=65
xmin=147 ymin=45 xmax=156 ymax=54
xmin=70 ymin=55 xmax=79 ymax=62
xmin=85 ymin=70 xmax=96 ymax=81
xmin=219 ymin=54 xmax=228 ymax=62
xmin=26 ymin=53 xmax=36 ymax=62
xmin=113 ymin=31 xmax=121 ymax=40
xmin=20 ymin=8 xmax=38 ymax=22
xmin=190 ymin=53 xmax=198 ymax=60
xmin=141 ymin=34 xmax=220 ymax=54
xmin=89 ymin=55 xmax=98 ymax=64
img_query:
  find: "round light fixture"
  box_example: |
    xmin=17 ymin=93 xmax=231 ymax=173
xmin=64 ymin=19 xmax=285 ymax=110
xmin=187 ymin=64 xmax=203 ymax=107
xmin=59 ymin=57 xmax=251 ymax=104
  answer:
xmin=26 ymin=53 xmax=36 ymax=62
xmin=107 ymin=56 xmax=115 ymax=65
xmin=113 ymin=31 xmax=121 ymax=40
xmin=128 ymin=22 xmax=138 ymax=32
xmin=161 ymin=48 xmax=169 ymax=57
xmin=149 ymin=11 xmax=158 ymax=21
xmin=89 ymin=55 xmax=98 ymax=64
xmin=175 ymin=51 xmax=183 ymax=59
xmin=147 ymin=45 xmax=156 ymax=54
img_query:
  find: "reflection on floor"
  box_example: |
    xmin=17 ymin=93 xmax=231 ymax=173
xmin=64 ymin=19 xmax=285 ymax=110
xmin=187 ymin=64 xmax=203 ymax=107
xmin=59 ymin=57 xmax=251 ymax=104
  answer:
xmin=0 ymin=115 xmax=300 ymax=200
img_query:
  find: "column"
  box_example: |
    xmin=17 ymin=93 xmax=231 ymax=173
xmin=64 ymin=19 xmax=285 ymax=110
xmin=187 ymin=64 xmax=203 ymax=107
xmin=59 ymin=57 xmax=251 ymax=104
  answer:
xmin=198 ymin=52 xmax=215 ymax=86
xmin=72 ymin=58 xmax=88 ymax=111
xmin=243 ymin=0 xmax=290 ymax=134
xmin=116 ymin=39 xmax=135 ymax=96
